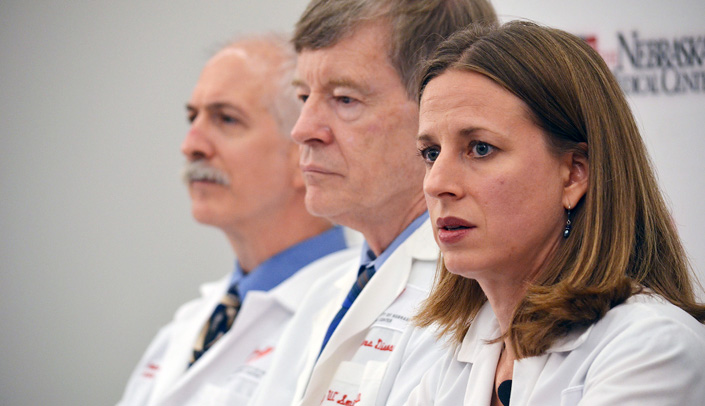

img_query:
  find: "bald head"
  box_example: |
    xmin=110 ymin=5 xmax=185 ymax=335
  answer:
xmin=213 ymin=34 xmax=299 ymax=137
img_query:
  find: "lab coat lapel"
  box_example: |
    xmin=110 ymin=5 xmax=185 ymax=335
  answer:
xmin=316 ymin=238 xmax=413 ymax=367
xmin=308 ymin=221 xmax=435 ymax=399
xmin=146 ymin=276 xmax=228 ymax=405
xmin=457 ymin=303 xmax=503 ymax=405
xmin=510 ymin=324 xmax=592 ymax=405
xmin=509 ymin=354 xmax=550 ymax=406
xmin=295 ymin=264 xmax=357 ymax=401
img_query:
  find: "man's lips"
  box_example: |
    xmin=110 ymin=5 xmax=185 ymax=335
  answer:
xmin=299 ymin=163 xmax=338 ymax=176
xmin=436 ymin=216 xmax=475 ymax=244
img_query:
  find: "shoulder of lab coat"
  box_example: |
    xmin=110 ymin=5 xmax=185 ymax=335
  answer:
xmin=406 ymin=293 xmax=705 ymax=406
xmin=115 ymin=272 xmax=231 ymax=406
xmin=116 ymin=323 xmax=177 ymax=406
xmin=553 ymin=293 xmax=705 ymax=406
xmin=298 ymin=219 xmax=440 ymax=405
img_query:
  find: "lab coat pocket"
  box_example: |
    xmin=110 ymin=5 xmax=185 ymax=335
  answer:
xmin=560 ymin=385 xmax=583 ymax=406
xmin=321 ymin=361 xmax=365 ymax=405
xmin=358 ymin=361 xmax=387 ymax=406
xmin=321 ymin=360 xmax=388 ymax=406
xmin=188 ymin=367 xmax=263 ymax=405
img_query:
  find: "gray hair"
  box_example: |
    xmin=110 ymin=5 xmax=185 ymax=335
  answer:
xmin=221 ymin=33 xmax=300 ymax=138
xmin=293 ymin=0 xmax=498 ymax=99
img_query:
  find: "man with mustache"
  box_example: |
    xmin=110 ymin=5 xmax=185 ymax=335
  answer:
xmin=117 ymin=34 xmax=356 ymax=406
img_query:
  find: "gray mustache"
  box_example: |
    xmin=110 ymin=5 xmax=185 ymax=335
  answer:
xmin=181 ymin=160 xmax=231 ymax=186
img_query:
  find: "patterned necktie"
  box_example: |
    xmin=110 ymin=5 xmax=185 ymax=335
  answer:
xmin=189 ymin=283 xmax=241 ymax=366
xmin=319 ymin=264 xmax=376 ymax=354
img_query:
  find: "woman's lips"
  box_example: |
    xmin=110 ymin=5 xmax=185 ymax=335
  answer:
xmin=436 ymin=216 xmax=475 ymax=244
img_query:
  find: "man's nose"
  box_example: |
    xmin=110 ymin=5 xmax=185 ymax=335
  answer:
xmin=291 ymin=95 xmax=333 ymax=146
xmin=181 ymin=117 xmax=215 ymax=161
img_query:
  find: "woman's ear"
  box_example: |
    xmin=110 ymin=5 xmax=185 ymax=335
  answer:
xmin=562 ymin=143 xmax=589 ymax=208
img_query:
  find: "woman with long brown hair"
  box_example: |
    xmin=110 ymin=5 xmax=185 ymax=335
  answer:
xmin=408 ymin=21 xmax=705 ymax=405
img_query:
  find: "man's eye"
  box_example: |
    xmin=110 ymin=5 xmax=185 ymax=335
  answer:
xmin=420 ymin=147 xmax=440 ymax=163
xmin=220 ymin=114 xmax=238 ymax=124
xmin=472 ymin=142 xmax=494 ymax=157
xmin=337 ymin=96 xmax=353 ymax=104
xmin=298 ymin=94 xmax=309 ymax=103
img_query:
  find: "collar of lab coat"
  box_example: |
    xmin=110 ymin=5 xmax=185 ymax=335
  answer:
xmin=152 ymin=249 xmax=359 ymax=404
xmin=318 ymin=219 xmax=438 ymax=364
xmin=194 ymin=249 xmax=357 ymax=315
xmin=332 ymin=218 xmax=437 ymax=295
xmin=270 ymin=247 xmax=360 ymax=313
xmin=457 ymin=301 xmax=594 ymax=364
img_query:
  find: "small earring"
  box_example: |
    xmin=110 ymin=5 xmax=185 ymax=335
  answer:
xmin=563 ymin=204 xmax=572 ymax=238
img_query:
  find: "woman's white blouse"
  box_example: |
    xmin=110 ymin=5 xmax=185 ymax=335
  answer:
xmin=404 ymin=293 xmax=705 ymax=406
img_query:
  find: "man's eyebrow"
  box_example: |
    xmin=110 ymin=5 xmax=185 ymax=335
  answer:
xmin=291 ymin=77 xmax=371 ymax=97
xmin=292 ymin=78 xmax=307 ymax=88
xmin=186 ymin=102 xmax=249 ymax=120
xmin=206 ymin=102 xmax=240 ymax=111
xmin=328 ymin=78 xmax=371 ymax=96
xmin=186 ymin=102 xmax=238 ymax=110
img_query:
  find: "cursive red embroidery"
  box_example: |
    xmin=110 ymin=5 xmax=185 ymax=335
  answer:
xmin=336 ymin=393 xmax=361 ymax=405
xmin=246 ymin=346 xmax=274 ymax=363
xmin=374 ymin=338 xmax=394 ymax=352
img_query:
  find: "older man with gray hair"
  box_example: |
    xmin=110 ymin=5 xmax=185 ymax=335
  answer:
xmin=249 ymin=1 xmax=498 ymax=405
xmin=117 ymin=34 xmax=357 ymax=406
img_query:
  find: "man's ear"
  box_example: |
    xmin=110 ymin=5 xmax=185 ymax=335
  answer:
xmin=562 ymin=143 xmax=589 ymax=208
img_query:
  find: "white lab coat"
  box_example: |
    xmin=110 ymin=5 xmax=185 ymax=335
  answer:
xmin=116 ymin=247 xmax=358 ymax=406
xmin=250 ymin=219 xmax=445 ymax=406
xmin=404 ymin=293 xmax=705 ymax=406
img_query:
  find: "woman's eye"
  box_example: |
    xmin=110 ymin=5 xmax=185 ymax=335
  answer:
xmin=298 ymin=94 xmax=309 ymax=103
xmin=420 ymin=147 xmax=440 ymax=163
xmin=472 ymin=142 xmax=494 ymax=157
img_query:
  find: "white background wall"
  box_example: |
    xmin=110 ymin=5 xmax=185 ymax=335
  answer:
xmin=0 ymin=1 xmax=702 ymax=405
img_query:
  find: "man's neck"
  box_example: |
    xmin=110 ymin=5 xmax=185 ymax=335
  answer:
xmin=358 ymin=198 xmax=427 ymax=257
xmin=225 ymin=209 xmax=333 ymax=272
